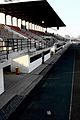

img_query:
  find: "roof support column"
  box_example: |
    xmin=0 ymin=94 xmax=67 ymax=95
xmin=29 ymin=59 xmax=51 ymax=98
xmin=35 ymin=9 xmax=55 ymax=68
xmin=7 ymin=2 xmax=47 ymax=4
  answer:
xmin=21 ymin=19 xmax=22 ymax=28
xmin=5 ymin=14 xmax=6 ymax=25
xmin=35 ymin=25 xmax=37 ymax=30
xmin=18 ymin=19 xmax=21 ymax=28
xmin=33 ymin=24 xmax=35 ymax=30
xmin=6 ymin=15 xmax=12 ymax=25
xmin=30 ymin=22 xmax=32 ymax=30
xmin=11 ymin=16 xmax=13 ymax=26
xmin=16 ymin=18 xmax=18 ymax=27
xmin=42 ymin=27 xmax=44 ymax=32
xmin=25 ymin=21 xmax=26 ymax=29
xmin=12 ymin=17 xmax=17 ymax=26
xmin=0 ymin=13 xmax=5 ymax=24
xmin=26 ymin=22 xmax=28 ymax=29
xmin=34 ymin=25 xmax=36 ymax=31
xmin=36 ymin=25 xmax=38 ymax=31
xmin=22 ymin=20 xmax=26 ymax=29
xmin=28 ymin=22 xmax=30 ymax=29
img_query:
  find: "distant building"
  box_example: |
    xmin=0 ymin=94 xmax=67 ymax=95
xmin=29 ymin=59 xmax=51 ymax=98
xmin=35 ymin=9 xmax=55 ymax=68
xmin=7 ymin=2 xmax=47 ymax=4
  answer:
xmin=65 ymin=35 xmax=71 ymax=39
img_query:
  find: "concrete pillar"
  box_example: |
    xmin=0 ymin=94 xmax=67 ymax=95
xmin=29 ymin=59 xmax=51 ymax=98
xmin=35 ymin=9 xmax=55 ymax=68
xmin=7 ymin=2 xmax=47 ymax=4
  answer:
xmin=26 ymin=22 xmax=29 ymax=29
xmin=16 ymin=18 xmax=18 ymax=27
xmin=13 ymin=17 xmax=17 ymax=26
xmin=22 ymin=20 xmax=26 ymax=29
xmin=35 ymin=25 xmax=37 ymax=30
xmin=0 ymin=13 xmax=5 ymax=24
xmin=33 ymin=24 xmax=35 ymax=30
xmin=11 ymin=16 xmax=13 ymax=26
xmin=29 ymin=22 xmax=32 ymax=29
xmin=28 ymin=22 xmax=30 ymax=29
xmin=0 ymin=69 xmax=4 ymax=95
xmin=5 ymin=14 xmax=6 ymax=25
xmin=18 ymin=19 xmax=21 ymax=28
xmin=6 ymin=15 xmax=12 ymax=25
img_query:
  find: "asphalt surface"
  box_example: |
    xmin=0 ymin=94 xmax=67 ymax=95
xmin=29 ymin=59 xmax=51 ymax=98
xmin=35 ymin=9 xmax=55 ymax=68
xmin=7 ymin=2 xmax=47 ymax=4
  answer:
xmin=8 ymin=45 xmax=77 ymax=120
xmin=70 ymin=44 xmax=80 ymax=120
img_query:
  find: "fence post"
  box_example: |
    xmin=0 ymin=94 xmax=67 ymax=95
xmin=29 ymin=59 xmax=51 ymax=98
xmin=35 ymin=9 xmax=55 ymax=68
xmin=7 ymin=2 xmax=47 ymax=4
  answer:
xmin=21 ymin=39 xmax=22 ymax=50
xmin=30 ymin=38 xmax=31 ymax=49
xmin=12 ymin=39 xmax=15 ymax=52
xmin=35 ymin=41 xmax=36 ymax=48
xmin=17 ymin=39 xmax=18 ymax=52
xmin=6 ymin=39 xmax=9 ymax=60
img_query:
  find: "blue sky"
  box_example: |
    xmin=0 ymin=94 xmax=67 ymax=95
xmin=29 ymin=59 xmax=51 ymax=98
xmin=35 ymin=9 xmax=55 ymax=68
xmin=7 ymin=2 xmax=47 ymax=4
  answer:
xmin=48 ymin=0 xmax=80 ymax=37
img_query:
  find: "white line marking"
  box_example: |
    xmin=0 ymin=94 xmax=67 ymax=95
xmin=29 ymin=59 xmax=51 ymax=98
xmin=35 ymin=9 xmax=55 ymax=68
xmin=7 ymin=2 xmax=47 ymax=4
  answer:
xmin=69 ymin=49 xmax=75 ymax=120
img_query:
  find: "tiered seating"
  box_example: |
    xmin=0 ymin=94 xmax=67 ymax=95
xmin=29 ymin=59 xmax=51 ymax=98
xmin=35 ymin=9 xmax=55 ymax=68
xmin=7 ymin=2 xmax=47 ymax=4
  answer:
xmin=29 ymin=29 xmax=56 ymax=47
xmin=8 ymin=25 xmax=21 ymax=32
xmin=0 ymin=24 xmax=66 ymax=51
xmin=7 ymin=25 xmax=47 ymax=50
xmin=8 ymin=25 xmax=29 ymax=38
xmin=8 ymin=25 xmax=41 ymax=40
xmin=29 ymin=29 xmax=51 ymax=36
xmin=52 ymin=33 xmax=66 ymax=42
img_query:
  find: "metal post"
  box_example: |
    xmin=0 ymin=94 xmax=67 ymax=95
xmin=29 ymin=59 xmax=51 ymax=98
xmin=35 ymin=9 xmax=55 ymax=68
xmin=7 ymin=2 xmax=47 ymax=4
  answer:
xmin=26 ymin=39 xmax=28 ymax=52
xmin=11 ymin=16 xmax=13 ymax=26
xmin=17 ymin=39 xmax=18 ymax=52
xmin=21 ymin=39 xmax=22 ymax=50
xmin=35 ymin=41 xmax=36 ymax=48
xmin=12 ymin=39 xmax=15 ymax=52
xmin=6 ymin=39 xmax=9 ymax=60
xmin=5 ymin=14 xmax=6 ymax=25
xmin=30 ymin=39 xmax=31 ymax=49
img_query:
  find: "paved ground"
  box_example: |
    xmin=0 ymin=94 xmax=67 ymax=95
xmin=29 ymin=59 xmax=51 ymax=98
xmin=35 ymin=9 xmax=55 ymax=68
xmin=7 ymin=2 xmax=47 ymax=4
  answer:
xmin=71 ymin=45 xmax=80 ymax=120
xmin=0 ymin=49 xmax=63 ymax=120
xmin=0 ymin=45 xmax=69 ymax=120
xmin=8 ymin=45 xmax=75 ymax=120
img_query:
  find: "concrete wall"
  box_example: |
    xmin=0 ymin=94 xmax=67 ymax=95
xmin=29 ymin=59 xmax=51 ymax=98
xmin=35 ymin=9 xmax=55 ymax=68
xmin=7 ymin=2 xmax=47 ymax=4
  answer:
xmin=29 ymin=57 xmax=42 ymax=73
xmin=11 ymin=50 xmax=51 ymax=73
xmin=11 ymin=54 xmax=42 ymax=73
xmin=11 ymin=55 xmax=30 ymax=73
xmin=44 ymin=53 xmax=50 ymax=62
xmin=0 ymin=69 xmax=4 ymax=95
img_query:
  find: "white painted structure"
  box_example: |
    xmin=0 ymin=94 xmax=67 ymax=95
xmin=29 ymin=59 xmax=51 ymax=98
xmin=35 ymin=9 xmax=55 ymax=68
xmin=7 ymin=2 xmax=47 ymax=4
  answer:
xmin=11 ymin=55 xmax=30 ymax=73
xmin=11 ymin=50 xmax=50 ymax=73
xmin=44 ymin=53 xmax=50 ymax=62
xmin=0 ymin=69 xmax=4 ymax=94
xmin=29 ymin=57 xmax=42 ymax=72
xmin=0 ymin=42 xmax=70 ymax=95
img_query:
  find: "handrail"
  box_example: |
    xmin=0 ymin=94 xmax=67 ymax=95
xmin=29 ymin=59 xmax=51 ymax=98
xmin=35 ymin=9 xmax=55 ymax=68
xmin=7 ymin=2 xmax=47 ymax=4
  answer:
xmin=0 ymin=38 xmax=48 ymax=61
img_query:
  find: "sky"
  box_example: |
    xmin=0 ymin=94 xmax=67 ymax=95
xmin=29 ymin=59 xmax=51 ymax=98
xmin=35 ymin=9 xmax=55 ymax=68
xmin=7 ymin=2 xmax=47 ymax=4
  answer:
xmin=0 ymin=0 xmax=80 ymax=37
xmin=48 ymin=0 xmax=80 ymax=37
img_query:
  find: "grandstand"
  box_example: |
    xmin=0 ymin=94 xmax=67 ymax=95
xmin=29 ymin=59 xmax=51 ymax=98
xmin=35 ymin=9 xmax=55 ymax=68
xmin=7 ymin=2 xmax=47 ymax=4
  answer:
xmin=0 ymin=0 xmax=70 ymax=95
xmin=0 ymin=1 xmax=73 ymax=120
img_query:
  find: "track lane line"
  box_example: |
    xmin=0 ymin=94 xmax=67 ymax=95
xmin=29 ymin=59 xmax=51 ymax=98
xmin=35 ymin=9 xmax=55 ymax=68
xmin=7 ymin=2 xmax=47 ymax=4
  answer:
xmin=69 ymin=48 xmax=75 ymax=120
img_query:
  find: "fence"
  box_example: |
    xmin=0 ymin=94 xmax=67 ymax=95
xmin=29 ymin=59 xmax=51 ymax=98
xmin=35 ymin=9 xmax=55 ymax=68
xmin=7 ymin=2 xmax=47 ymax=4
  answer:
xmin=0 ymin=38 xmax=48 ymax=61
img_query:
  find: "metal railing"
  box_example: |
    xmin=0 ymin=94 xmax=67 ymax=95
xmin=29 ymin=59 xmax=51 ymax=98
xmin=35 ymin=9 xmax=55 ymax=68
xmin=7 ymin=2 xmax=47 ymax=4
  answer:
xmin=0 ymin=38 xmax=48 ymax=61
